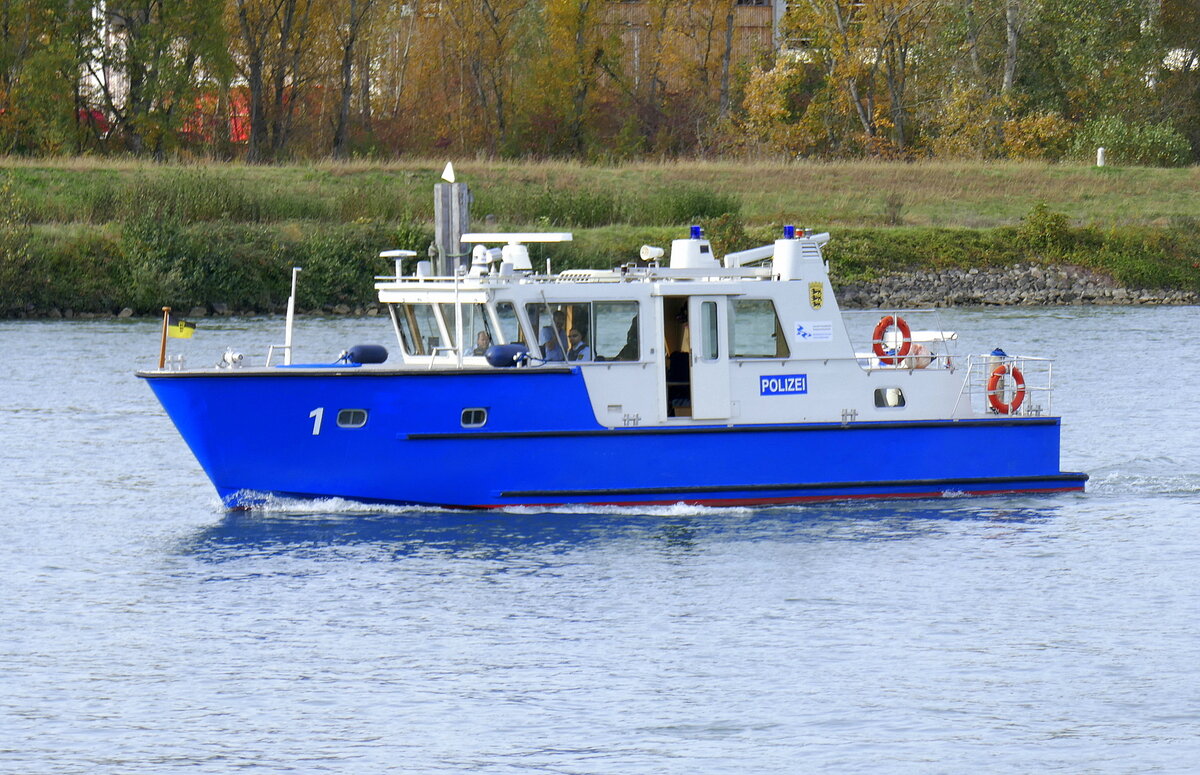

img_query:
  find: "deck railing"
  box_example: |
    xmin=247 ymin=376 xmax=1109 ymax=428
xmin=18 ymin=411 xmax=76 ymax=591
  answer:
xmin=954 ymin=354 xmax=1055 ymax=418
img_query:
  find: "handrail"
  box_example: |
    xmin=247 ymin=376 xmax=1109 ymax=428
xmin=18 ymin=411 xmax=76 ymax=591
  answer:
xmin=427 ymin=346 xmax=459 ymax=371
xmin=265 ymin=344 xmax=290 ymax=367
xmin=955 ymin=354 xmax=1055 ymax=417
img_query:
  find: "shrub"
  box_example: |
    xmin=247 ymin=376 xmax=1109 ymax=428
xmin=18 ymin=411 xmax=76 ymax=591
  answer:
xmin=1003 ymin=112 xmax=1074 ymax=161
xmin=1017 ymin=202 xmax=1072 ymax=254
xmin=1069 ymin=116 xmax=1190 ymax=167
xmin=698 ymin=212 xmax=751 ymax=260
xmin=0 ymin=179 xmax=32 ymax=314
xmin=926 ymin=88 xmax=1008 ymax=159
xmin=880 ymin=192 xmax=905 ymax=226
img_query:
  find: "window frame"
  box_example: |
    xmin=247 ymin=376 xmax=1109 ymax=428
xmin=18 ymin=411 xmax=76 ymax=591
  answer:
xmin=728 ymin=298 xmax=790 ymax=359
xmin=461 ymin=408 xmax=489 ymax=428
xmin=336 ymin=408 xmax=369 ymax=428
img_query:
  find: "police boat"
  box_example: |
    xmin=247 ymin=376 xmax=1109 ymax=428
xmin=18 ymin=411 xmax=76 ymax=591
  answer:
xmin=138 ymin=225 xmax=1087 ymax=509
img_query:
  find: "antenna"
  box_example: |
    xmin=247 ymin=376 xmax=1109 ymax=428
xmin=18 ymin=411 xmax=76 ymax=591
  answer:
xmin=380 ymin=249 xmax=418 ymax=279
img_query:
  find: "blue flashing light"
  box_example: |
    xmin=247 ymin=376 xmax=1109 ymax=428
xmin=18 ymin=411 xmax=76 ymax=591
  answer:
xmin=783 ymin=225 xmax=796 ymax=239
xmin=690 ymin=225 xmax=702 ymax=240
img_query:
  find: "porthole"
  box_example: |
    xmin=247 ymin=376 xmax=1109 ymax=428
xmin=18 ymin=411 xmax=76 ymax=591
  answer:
xmin=461 ymin=408 xmax=488 ymax=428
xmin=874 ymin=388 xmax=905 ymax=408
xmin=337 ymin=408 xmax=368 ymax=428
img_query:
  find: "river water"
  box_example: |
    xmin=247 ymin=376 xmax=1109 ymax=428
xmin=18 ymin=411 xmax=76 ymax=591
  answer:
xmin=2 ymin=306 xmax=1198 ymax=774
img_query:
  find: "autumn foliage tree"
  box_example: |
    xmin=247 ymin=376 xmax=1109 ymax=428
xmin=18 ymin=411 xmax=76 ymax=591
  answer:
xmin=0 ymin=0 xmax=1195 ymax=163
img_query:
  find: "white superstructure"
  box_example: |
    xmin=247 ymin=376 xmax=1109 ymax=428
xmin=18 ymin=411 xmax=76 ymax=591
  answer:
xmin=368 ymin=227 xmax=1050 ymax=429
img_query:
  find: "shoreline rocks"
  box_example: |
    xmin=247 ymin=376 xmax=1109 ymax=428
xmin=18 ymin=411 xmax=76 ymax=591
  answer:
xmin=834 ymin=263 xmax=1198 ymax=308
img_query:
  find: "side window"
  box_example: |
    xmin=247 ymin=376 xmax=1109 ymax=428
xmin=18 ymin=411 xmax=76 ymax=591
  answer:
xmin=874 ymin=388 xmax=906 ymax=408
xmin=494 ymin=301 xmax=524 ymax=346
xmin=700 ymin=301 xmax=719 ymax=361
xmin=729 ymin=299 xmax=789 ymax=358
xmin=526 ymin=302 xmax=591 ymax=361
xmin=337 ymin=409 xmax=368 ymax=428
xmin=461 ymin=408 xmax=488 ymax=427
xmin=593 ymin=301 xmax=639 ymax=361
xmin=442 ymin=302 xmax=495 ymax=356
xmin=396 ymin=303 xmax=444 ymax=356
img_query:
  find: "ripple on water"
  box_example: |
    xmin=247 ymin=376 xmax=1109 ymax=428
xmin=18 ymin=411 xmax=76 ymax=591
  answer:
xmin=4 ymin=309 xmax=1200 ymax=774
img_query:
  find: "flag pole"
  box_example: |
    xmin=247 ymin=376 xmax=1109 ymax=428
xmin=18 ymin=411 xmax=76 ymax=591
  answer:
xmin=159 ymin=307 xmax=171 ymax=369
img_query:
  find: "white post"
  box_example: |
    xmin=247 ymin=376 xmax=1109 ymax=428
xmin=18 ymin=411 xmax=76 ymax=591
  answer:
xmin=1096 ymin=147 xmax=1106 ymax=167
xmin=454 ymin=272 xmax=463 ymax=368
xmin=284 ymin=266 xmax=301 ymax=365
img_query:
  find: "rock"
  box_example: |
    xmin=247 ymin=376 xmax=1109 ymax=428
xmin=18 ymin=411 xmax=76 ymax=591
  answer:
xmin=332 ymin=304 xmax=351 ymax=315
xmin=212 ymin=303 xmax=230 ymax=315
xmin=189 ymin=306 xmax=208 ymax=317
xmin=118 ymin=307 xmax=134 ymax=318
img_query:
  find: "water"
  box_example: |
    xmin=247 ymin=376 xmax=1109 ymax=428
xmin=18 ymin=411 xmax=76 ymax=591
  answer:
xmin=2 ymin=307 xmax=1198 ymax=774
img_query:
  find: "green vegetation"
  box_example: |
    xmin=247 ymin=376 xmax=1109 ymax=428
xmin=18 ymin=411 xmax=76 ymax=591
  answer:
xmin=2 ymin=160 xmax=1199 ymax=317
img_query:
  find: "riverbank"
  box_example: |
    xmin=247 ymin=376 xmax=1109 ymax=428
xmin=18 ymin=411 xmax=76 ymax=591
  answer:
xmin=3 ymin=160 xmax=1200 ymax=317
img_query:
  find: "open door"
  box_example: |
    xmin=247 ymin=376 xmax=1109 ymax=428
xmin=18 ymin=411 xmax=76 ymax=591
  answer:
xmin=687 ymin=296 xmax=731 ymax=419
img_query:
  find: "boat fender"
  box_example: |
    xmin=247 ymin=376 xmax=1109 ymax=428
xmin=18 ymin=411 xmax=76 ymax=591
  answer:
xmin=906 ymin=343 xmax=932 ymax=369
xmin=872 ymin=316 xmax=912 ymax=365
xmin=485 ymin=343 xmax=530 ymax=368
xmin=343 ymin=344 xmax=389 ymax=364
xmin=986 ymin=364 xmax=1026 ymax=414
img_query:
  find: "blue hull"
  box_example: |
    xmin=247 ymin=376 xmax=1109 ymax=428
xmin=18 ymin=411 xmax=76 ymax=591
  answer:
xmin=142 ymin=369 xmax=1086 ymax=509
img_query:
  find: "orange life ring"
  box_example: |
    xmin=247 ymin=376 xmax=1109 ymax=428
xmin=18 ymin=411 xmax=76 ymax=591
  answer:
xmin=872 ymin=315 xmax=912 ymax=365
xmin=987 ymin=364 xmax=1026 ymax=414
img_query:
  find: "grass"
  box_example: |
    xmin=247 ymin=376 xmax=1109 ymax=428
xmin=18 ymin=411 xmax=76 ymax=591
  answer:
xmin=4 ymin=157 xmax=1200 ymax=228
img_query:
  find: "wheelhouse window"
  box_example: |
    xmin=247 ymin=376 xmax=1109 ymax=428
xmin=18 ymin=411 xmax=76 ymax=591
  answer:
xmin=440 ymin=302 xmax=496 ymax=356
xmin=526 ymin=301 xmax=577 ymax=361
xmin=494 ymin=301 xmax=524 ymax=347
xmin=337 ymin=409 xmax=368 ymax=428
xmin=729 ymin=299 xmax=789 ymax=358
xmin=394 ymin=303 xmax=445 ymax=356
xmin=525 ymin=301 xmax=640 ymax=362
xmin=594 ymin=302 xmax=639 ymax=361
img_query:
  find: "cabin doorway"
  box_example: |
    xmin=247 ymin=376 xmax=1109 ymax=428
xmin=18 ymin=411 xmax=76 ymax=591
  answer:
xmin=662 ymin=296 xmax=731 ymax=420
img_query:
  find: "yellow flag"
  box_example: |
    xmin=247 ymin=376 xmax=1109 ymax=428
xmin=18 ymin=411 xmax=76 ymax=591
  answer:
xmin=167 ymin=316 xmax=196 ymax=339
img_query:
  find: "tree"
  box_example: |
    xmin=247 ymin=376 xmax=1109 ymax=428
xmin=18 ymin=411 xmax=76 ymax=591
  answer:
xmin=0 ymin=0 xmax=94 ymax=153
xmin=439 ymin=0 xmax=533 ymax=154
xmin=230 ymin=0 xmax=316 ymax=162
xmin=781 ymin=0 xmax=939 ymax=154
xmin=525 ymin=0 xmax=609 ymax=155
xmin=89 ymin=0 xmax=228 ymax=157
xmin=331 ymin=0 xmax=376 ymax=159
